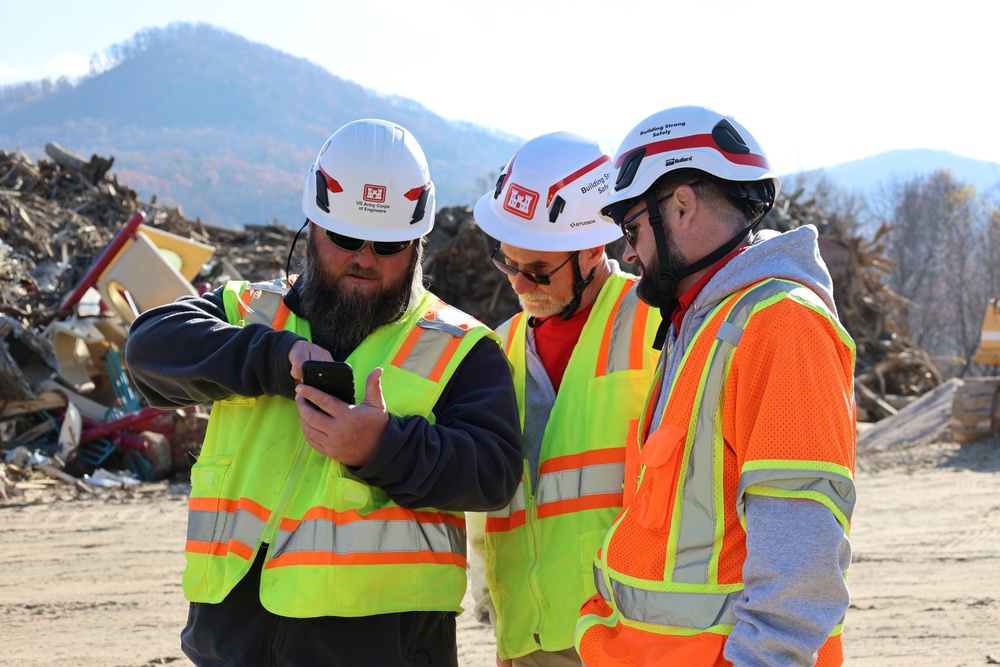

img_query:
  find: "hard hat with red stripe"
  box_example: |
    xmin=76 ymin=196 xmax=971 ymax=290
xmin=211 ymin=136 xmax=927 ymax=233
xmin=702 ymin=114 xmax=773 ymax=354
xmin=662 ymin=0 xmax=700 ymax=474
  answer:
xmin=602 ymin=106 xmax=780 ymax=224
xmin=474 ymin=131 xmax=621 ymax=252
xmin=302 ymin=119 xmax=435 ymax=242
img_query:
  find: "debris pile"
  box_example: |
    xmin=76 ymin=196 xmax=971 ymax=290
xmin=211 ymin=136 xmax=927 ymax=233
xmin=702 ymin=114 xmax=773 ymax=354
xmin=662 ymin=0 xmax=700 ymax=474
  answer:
xmin=0 ymin=146 xmax=953 ymax=500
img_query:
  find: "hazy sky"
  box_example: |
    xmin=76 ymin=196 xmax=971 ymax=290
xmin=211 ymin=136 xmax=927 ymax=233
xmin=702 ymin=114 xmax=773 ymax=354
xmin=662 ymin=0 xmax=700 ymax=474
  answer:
xmin=1 ymin=0 xmax=996 ymax=175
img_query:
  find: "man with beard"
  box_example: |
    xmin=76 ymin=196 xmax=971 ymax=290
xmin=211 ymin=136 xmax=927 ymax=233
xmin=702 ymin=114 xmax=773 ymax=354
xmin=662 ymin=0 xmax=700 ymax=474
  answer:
xmin=575 ymin=106 xmax=857 ymax=667
xmin=466 ymin=132 xmax=660 ymax=667
xmin=124 ymin=118 xmax=522 ymax=667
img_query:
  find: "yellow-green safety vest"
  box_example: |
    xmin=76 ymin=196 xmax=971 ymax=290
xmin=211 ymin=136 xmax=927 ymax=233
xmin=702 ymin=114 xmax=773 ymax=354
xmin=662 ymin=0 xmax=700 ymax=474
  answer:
xmin=183 ymin=278 xmax=497 ymax=618
xmin=485 ymin=271 xmax=660 ymax=658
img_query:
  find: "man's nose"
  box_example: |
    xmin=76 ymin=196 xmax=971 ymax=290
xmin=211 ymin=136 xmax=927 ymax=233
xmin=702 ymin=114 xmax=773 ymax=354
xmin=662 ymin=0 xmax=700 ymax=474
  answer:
xmin=511 ymin=272 xmax=537 ymax=295
xmin=352 ymin=244 xmax=379 ymax=267
xmin=622 ymin=241 xmax=638 ymax=265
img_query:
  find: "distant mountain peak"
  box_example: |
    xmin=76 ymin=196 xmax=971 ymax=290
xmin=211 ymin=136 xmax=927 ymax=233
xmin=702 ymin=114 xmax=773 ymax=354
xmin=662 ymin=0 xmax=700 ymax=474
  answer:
xmin=794 ymin=149 xmax=1000 ymax=196
xmin=0 ymin=22 xmax=523 ymax=228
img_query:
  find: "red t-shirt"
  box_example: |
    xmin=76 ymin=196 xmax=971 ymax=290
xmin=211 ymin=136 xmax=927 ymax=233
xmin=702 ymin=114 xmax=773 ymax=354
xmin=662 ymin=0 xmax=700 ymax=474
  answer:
xmin=532 ymin=303 xmax=594 ymax=392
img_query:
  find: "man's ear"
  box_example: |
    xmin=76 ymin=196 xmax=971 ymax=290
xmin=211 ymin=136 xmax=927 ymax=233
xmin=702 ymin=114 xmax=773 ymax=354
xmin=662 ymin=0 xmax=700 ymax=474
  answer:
xmin=672 ymin=184 xmax=698 ymax=230
xmin=580 ymin=245 xmax=605 ymax=269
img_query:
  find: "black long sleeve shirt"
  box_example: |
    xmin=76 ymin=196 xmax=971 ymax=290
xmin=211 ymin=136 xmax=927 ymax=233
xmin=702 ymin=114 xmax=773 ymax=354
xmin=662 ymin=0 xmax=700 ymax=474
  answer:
xmin=124 ymin=284 xmax=522 ymax=512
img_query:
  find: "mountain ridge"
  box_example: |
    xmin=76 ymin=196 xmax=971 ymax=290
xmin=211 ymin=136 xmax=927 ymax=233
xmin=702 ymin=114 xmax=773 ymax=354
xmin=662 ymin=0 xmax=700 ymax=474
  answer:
xmin=2 ymin=23 xmax=997 ymax=229
xmin=0 ymin=23 xmax=522 ymax=228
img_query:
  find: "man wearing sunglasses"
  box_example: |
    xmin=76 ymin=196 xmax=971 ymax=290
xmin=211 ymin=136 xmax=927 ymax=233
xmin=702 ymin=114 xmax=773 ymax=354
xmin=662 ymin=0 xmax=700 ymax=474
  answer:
xmin=466 ymin=132 xmax=660 ymax=667
xmin=575 ymin=106 xmax=857 ymax=667
xmin=125 ymin=119 xmax=522 ymax=667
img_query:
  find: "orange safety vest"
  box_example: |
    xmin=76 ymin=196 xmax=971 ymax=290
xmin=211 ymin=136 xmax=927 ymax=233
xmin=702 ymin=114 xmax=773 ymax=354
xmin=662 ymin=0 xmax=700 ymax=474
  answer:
xmin=577 ymin=278 xmax=857 ymax=666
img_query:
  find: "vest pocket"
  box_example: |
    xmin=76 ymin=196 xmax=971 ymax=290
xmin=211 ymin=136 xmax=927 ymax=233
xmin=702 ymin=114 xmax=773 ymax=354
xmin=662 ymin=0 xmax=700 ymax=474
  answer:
xmin=634 ymin=425 xmax=686 ymax=532
xmin=189 ymin=455 xmax=234 ymax=497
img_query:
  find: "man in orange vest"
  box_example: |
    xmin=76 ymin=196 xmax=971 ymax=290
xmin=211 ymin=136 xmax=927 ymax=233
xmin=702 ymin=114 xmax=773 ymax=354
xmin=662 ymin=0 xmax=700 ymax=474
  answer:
xmin=125 ymin=119 xmax=522 ymax=666
xmin=575 ymin=106 xmax=857 ymax=666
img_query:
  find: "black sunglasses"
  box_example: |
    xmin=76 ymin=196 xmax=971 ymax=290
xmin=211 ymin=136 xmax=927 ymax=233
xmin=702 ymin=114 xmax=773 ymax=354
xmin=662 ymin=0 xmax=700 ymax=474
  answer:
xmin=490 ymin=243 xmax=578 ymax=285
xmin=323 ymin=228 xmax=414 ymax=256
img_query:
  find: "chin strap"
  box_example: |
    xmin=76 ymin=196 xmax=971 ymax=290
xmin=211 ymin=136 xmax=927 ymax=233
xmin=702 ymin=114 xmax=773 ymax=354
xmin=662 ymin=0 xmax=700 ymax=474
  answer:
xmin=557 ymin=258 xmax=596 ymax=321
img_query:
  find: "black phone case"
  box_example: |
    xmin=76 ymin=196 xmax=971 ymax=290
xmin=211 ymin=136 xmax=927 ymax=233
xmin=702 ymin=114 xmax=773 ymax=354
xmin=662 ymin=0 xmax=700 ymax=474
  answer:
xmin=302 ymin=361 xmax=356 ymax=404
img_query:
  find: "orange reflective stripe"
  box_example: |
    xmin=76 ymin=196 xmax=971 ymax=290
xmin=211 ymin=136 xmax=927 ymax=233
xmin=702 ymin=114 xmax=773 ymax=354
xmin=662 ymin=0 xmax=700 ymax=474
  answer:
xmin=271 ymin=302 xmax=290 ymax=330
xmin=486 ymin=509 xmax=527 ymax=532
xmin=540 ymin=447 xmax=626 ymax=475
xmin=237 ymin=289 xmax=255 ymax=319
xmin=188 ymin=495 xmax=271 ymax=522
xmin=186 ymin=537 xmax=256 ymax=560
xmin=630 ymin=299 xmax=651 ymax=370
xmin=505 ymin=312 xmax=525 ymax=356
xmin=595 ymin=284 xmax=630 ymax=377
xmin=390 ymin=327 xmax=423 ymax=367
xmin=278 ymin=505 xmax=466 ymax=531
xmin=428 ymin=335 xmax=463 ymax=382
xmin=267 ymin=549 xmax=466 ymax=568
xmin=536 ymin=492 xmax=623 ymax=519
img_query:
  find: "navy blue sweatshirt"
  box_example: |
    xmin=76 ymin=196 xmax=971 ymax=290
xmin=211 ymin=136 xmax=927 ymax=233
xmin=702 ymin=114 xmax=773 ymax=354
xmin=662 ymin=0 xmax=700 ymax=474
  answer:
xmin=124 ymin=283 xmax=522 ymax=512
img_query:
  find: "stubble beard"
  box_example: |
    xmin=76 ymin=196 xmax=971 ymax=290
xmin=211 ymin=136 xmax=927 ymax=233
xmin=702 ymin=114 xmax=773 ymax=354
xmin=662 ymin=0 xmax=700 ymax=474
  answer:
xmin=297 ymin=235 xmax=422 ymax=351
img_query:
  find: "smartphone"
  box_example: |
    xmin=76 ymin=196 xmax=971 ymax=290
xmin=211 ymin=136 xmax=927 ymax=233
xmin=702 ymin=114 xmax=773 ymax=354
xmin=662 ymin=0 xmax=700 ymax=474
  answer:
xmin=301 ymin=360 xmax=356 ymax=405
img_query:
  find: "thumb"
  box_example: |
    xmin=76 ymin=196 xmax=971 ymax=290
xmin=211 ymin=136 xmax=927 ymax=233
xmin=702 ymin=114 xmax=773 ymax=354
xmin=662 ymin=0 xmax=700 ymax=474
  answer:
xmin=363 ymin=367 xmax=386 ymax=409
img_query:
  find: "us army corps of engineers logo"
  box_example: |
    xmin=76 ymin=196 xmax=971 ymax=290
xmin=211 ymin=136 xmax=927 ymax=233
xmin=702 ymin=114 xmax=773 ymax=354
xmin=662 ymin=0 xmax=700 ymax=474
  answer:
xmin=357 ymin=183 xmax=389 ymax=214
xmin=503 ymin=183 xmax=539 ymax=220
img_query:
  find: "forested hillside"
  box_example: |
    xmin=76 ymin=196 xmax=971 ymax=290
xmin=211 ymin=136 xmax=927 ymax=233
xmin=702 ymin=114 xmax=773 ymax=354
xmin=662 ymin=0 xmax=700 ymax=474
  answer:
xmin=0 ymin=23 xmax=521 ymax=228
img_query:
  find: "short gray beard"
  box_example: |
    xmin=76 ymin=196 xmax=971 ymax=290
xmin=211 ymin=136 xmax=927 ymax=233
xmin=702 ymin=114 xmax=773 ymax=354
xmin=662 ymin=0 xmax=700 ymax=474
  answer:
xmin=297 ymin=233 xmax=424 ymax=352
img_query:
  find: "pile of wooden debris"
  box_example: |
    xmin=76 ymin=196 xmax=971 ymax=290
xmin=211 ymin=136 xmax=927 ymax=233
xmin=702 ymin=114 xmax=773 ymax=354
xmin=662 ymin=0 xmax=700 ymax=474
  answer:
xmin=0 ymin=145 xmax=955 ymax=495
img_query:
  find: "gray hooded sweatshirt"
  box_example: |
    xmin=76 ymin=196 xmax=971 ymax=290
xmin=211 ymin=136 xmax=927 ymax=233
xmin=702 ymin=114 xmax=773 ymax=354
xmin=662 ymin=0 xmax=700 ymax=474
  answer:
xmin=652 ymin=225 xmax=853 ymax=667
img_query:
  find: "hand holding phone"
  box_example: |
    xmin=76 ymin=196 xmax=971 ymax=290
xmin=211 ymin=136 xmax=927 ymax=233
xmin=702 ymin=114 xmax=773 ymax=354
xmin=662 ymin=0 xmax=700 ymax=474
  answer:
xmin=301 ymin=360 xmax=356 ymax=405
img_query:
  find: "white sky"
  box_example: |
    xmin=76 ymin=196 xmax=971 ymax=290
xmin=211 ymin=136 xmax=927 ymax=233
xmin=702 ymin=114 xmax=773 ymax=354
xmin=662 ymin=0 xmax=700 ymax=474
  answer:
xmin=1 ymin=0 xmax=996 ymax=175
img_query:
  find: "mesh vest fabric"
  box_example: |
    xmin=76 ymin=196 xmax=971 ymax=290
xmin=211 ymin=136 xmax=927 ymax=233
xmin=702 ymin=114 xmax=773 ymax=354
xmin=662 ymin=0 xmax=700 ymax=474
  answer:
xmin=577 ymin=278 xmax=856 ymax=666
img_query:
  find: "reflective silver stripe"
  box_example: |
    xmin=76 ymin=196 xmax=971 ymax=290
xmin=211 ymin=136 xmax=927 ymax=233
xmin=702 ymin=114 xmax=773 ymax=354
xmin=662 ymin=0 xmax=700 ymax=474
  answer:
xmin=240 ymin=285 xmax=288 ymax=327
xmin=397 ymin=327 xmax=459 ymax=376
xmin=737 ymin=469 xmax=856 ymax=521
xmin=536 ymin=462 xmax=625 ymax=506
xmin=672 ymin=284 xmax=768 ymax=584
xmin=487 ymin=480 xmax=526 ymax=518
xmin=595 ymin=280 xmax=831 ymax=630
xmin=604 ymin=284 xmax=644 ymax=375
xmin=272 ymin=516 xmax=466 ymax=558
xmin=396 ymin=305 xmax=477 ymax=377
xmin=596 ymin=571 xmax=740 ymax=628
xmin=187 ymin=506 xmax=268 ymax=550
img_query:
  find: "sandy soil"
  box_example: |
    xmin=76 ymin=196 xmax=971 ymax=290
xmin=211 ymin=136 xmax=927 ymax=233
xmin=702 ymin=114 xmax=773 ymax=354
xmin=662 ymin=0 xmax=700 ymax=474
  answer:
xmin=3 ymin=431 xmax=999 ymax=666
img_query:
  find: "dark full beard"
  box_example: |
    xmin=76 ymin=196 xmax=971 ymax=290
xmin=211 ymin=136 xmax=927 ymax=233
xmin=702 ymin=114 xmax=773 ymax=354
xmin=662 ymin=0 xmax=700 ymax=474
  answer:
xmin=635 ymin=232 xmax=688 ymax=310
xmin=297 ymin=236 xmax=422 ymax=353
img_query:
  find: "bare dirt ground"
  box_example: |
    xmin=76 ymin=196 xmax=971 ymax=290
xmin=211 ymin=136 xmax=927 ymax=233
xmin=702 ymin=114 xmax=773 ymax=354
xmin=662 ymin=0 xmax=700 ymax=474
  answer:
xmin=3 ymin=430 xmax=999 ymax=666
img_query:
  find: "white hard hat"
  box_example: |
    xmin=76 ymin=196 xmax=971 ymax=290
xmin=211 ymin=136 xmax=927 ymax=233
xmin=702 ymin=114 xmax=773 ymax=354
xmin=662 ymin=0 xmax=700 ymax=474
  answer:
xmin=603 ymin=106 xmax=780 ymax=222
xmin=473 ymin=131 xmax=621 ymax=252
xmin=302 ymin=118 xmax=435 ymax=242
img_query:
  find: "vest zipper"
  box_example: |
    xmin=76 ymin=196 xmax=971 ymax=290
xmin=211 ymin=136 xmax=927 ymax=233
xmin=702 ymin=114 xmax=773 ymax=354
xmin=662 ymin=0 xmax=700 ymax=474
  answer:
xmin=260 ymin=438 xmax=310 ymax=547
xmin=525 ymin=492 xmax=545 ymax=648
